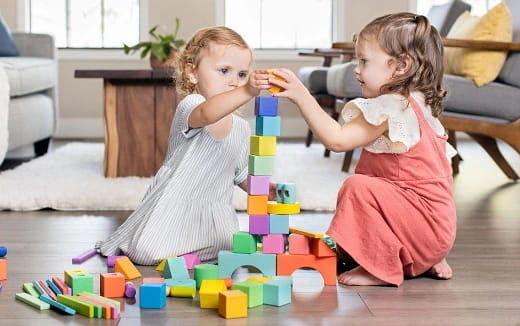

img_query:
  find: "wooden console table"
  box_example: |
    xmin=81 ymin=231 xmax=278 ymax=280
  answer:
xmin=75 ymin=69 xmax=180 ymax=177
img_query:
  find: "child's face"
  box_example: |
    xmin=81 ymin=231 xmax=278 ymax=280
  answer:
xmin=189 ymin=42 xmax=252 ymax=99
xmin=354 ymin=36 xmax=398 ymax=98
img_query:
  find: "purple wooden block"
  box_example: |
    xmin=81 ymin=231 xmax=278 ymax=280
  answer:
xmin=247 ymin=175 xmax=270 ymax=195
xmin=125 ymin=281 xmax=136 ymax=298
xmin=107 ymin=255 xmax=125 ymax=268
xmin=262 ymin=234 xmax=285 ymax=254
xmin=72 ymin=248 xmax=97 ymax=264
xmin=249 ymin=215 xmax=270 ymax=235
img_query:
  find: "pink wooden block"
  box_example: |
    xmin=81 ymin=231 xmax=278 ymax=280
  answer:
xmin=249 ymin=215 xmax=269 ymax=235
xmin=182 ymin=254 xmax=201 ymax=269
xmin=288 ymin=233 xmax=310 ymax=255
xmin=262 ymin=234 xmax=285 ymax=254
xmin=247 ymin=175 xmax=270 ymax=195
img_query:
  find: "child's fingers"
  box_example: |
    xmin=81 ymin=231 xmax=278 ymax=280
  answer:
xmin=271 ymin=68 xmax=294 ymax=81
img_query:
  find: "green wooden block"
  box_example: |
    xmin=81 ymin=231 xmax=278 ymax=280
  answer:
xmin=79 ymin=291 xmax=121 ymax=312
xmin=57 ymin=294 xmax=94 ymax=318
xmin=232 ymin=281 xmax=263 ymax=307
xmin=70 ymin=272 xmax=94 ymax=295
xmin=248 ymin=155 xmax=273 ymax=176
xmin=193 ymin=264 xmax=219 ymax=289
xmin=74 ymin=296 xmax=103 ymax=318
xmin=250 ymin=135 xmax=276 ymax=156
xmin=232 ymin=232 xmax=257 ymax=254
xmin=22 ymin=283 xmax=40 ymax=297
xmin=15 ymin=292 xmax=50 ymax=310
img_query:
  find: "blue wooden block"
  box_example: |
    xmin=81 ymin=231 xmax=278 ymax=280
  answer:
xmin=217 ymin=251 xmax=276 ymax=279
xmin=269 ymin=214 xmax=289 ymax=234
xmin=256 ymin=116 xmax=281 ymax=136
xmin=139 ymin=283 xmax=167 ymax=309
xmin=162 ymin=257 xmax=189 ymax=280
xmin=263 ymin=280 xmax=292 ymax=306
xmin=277 ymin=183 xmax=296 ymax=204
xmin=255 ymin=97 xmax=278 ymax=116
xmin=40 ymin=294 xmax=76 ymax=315
xmin=46 ymin=279 xmax=62 ymax=295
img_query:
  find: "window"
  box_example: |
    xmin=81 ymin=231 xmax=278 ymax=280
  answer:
xmin=223 ymin=0 xmax=334 ymax=49
xmin=417 ymin=0 xmax=501 ymax=16
xmin=29 ymin=0 xmax=139 ymax=48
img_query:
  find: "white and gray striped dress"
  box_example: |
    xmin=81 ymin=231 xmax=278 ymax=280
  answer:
xmin=96 ymin=94 xmax=250 ymax=265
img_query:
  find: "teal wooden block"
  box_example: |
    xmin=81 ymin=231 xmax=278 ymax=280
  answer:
xmin=217 ymin=251 xmax=276 ymax=279
xmin=162 ymin=257 xmax=189 ymax=280
xmin=233 ymin=232 xmax=257 ymax=254
xmin=248 ymin=155 xmax=273 ymax=176
xmin=263 ymin=280 xmax=291 ymax=306
xmin=269 ymin=214 xmax=289 ymax=234
xmin=277 ymin=183 xmax=296 ymax=204
xmin=232 ymin=281 xmax=263 ymax=307
xmin=40 ymin=294 xmax=76 ymax=315
xmin=139 ymin=283 xmax=167 ymax=309
xmin=256 ymin=116 xmax=281 ymax=136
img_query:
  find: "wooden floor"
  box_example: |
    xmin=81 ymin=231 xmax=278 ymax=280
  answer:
xmin=0 ymin=139 xmax=519 ymax=325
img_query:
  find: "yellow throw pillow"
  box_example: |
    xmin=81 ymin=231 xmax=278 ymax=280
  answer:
xmin=444 ymin=2 xmax=512 ymax=86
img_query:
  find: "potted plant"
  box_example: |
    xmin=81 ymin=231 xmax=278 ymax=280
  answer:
xmin=123 ymin=18 xmax=186 ymax=69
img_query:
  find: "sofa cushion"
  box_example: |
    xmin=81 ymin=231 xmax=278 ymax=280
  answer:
xmin=298 ymin=66 xmax=329 ymax=94
xmin=0 ymin=14 xmax=19 ymax=57
xmin=427 ymin=0 xmax=472 ymax=37
xmin=498 ymin=0 xmax=520 ymax=87
xmin=444 ymin=74 xmax=520 ymax=121
xmin=0 ymin=57 xmax=56 ymax=97
xmin=326 ymin=61 xmax=362 ymax=99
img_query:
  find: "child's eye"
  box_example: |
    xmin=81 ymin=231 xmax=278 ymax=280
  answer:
xmin=359 ymin=58 xmax=367 ymax=64
xmin=238 ymin=71 xmax=248 ymax=79
xmin=219 ymin=68 xmax=229 ymax=74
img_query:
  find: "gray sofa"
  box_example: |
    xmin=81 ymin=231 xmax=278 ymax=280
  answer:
xmin=1 ymin=32 xmax=58 ymax=158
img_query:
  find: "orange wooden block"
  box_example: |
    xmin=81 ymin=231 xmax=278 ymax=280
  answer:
xmin=289 ymin=226 xmax=323 ymax=238
xmin=276 ymin=254 xmax=336 ymax=286
xmin=76 ymin=294 xmax=113 ymax=319
xmin=0 ymin=259 xmax=6 ymax=280
xmin=143 ymin=277 xmax=165 ymax=283
xmin=288 ymin=233 xmax=310 ymax=255
xmin=268 ymin=70 xmax=285 ymax=94
xmin=100 ymin=272 xmax=125 ymax=298
xmin=221 ymin=277 xmax=233 ymax=289
xmin=114 ymin=257 xmax=141 ymax=280
xmin=311 ymin=238 xmax=336 ymax=257
xmin=247 ymin=195 xmax=268 ymax=215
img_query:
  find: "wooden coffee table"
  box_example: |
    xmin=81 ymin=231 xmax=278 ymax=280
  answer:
xmin=75 ymin=69 xmax=180 ymax=177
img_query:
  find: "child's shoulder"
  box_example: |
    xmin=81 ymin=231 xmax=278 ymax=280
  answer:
xmin=349 ymin=93 xmax=408 ymax=112
xmin=178 ymin=93 xmax=206 ymax=109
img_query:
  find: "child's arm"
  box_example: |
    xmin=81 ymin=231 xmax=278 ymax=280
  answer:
xmin=188 ymin=70 xmax=271 ymax=128
xmin=268 ymin=68 xmax=388 ymax=152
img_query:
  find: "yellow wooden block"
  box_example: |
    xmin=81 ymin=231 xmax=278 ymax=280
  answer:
xmin=218 ymin=290 xmax=248 ymax=319
xmin=155 ymin=256 xmax=175 ymax=272
xmin=268 ymin=202 xmax=300 ymax=215
xmin=268 ymin=70 xmax=286 ymax=94
xmin=64 ymin=269 xmax=86 ymax=285
xmin=199 ymin=280 xmax=227 ymax=309
xmin=247 ymin=195 xmax=268 ymax=215
xmin=288 ymin=226 xmax=324 ymax=239
xmin=250 ymin=136 xmax=276 ymax=156
xmin=247 ymin=276 xmax=272 ymax=283
xmin=114 ymin=257 xmax=141 ymax=280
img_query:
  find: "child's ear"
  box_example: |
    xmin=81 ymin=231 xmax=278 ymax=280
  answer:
xmin=185 ymin=63 xmax=198 ymax=84
xmin=393 ymin=54 xmax=413 ymax=77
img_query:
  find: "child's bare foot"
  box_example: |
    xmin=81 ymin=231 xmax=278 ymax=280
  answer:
xmin=337 ymin=266 xmax=390 ymax=286
xmin=428 ymin=258 xmax=453 ymax=280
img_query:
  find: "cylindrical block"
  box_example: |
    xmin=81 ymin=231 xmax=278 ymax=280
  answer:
xmin=124 ymin=281 xmax=136 ymax=298
xmin=193 ymin=264 xmax=219 ymax=288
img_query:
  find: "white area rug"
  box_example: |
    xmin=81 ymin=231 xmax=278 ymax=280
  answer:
xmin=0 ymin=142 xmax=351 ymax=211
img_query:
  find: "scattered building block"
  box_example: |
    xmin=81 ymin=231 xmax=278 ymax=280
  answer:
xmin=232 ymin=281 xmax=263 ymax=307
xmin=262 ymin=234 xmax=285 ymax=254
xmin=193 ymin=264 xmax=219 ymax=289
xmin=107 ymin=255 xmax=125 ymax=268
xmin=31 ymin=281 xmax=46 ymax=297
xmin=64 ymin=269 xmax=87 ymax=285
xmin=79 ymin=292 xmax=121 ymax=316
xmin=38 ymin=280 xmax=57 ymax=300
xmin=73 ymin=296 xmax=103 ymax=318
xmin=310 ymin=238 xmax=336 ymax=257
xmin=114 ymin=256 xmax=141 ymax=280
xmin=139 ymin=283 xmax=167 ymax=309
xmin=76 ymin=294 xmax=112 ymax=319
xmin=72 ymin=248 xmax=97 ymax=264
xmin=248 ymin=155 xmax=274 ymax=176
xmin=161 ymin=257 xmax=189 ymax=280
xmin=249 ymin=215 xmax=269 ymax=235
xmin=46 ymin=279 xmax=62 ymax=295
xmin=218 ymin=251 xmax=276 ymax=279
xmin=221 ymin=277 xmax=233 ymax=289
xmin=233 ymin=232 xmax=257 ymax=254
xmin=100 ymin=272 xmax=125 ymax=298
xmin=268 ymin=70 xmax=286 ymax=94
xmin=181 ymin=254 xmax=201 ymax=269
xmin=23 ymin=282 xmax=40 ymax=298
xmin=143 ymin=277 xmax=165 ymax=283
xmin=276 ymin=183 xmax=296 ymax=204
xmin=250 ymin=135 xmax=276 ymax=156
xmin=0 ymin=259 xmax=6 ymax=280
xmin=199 ymin=279 xmax=227 ymax=309
xmin=57 ymin=294 xmax=94 ymax=318
xmin=288 ymin=226 xmax=323 ymax=239
xmin=125 ymin=281 xmax=136 ymax=298
xmin=68 ymin=272 xmax=94 ymax=295
xmin=255 ymin=96 xmax=278 ymax=116
xmin=263 ymin=280 xmax=292 ymax=306
xmin=247 ymin=195 xmax=268 ymax=215
xmin=51 ymin=277 xmax=70 ymax=295
xmin=247 ymin=175 xmax=270 ymax=195
xmin=0 ymin=246 xmax=6 ymax=257
xmin=39 ymin=294 xmax=76 ymax=315
xmin=167 ymin=279 xmax=196 ymax=298
xmin=269 ymin=214 xmax=289 ymax=234
xmin=15 ymin=292 xmax=50 ymax=310
xmin=288 ymin=233 xmax=310 ymax=255
xmin=218 ymin=290 xmax=248 ymax=319
xmin=276 ymin=254 xmax=336 ymax=286
xmin=256 ymin=116 xmax=281 ymax=136
xmin=155 ymin=256 xmax=176 ymax=272
xmin=268 ymin=202 xmax=300 ymax=214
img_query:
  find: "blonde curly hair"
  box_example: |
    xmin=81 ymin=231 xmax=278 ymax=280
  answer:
xmin=175 ymin=26 xmax=251 ymax=96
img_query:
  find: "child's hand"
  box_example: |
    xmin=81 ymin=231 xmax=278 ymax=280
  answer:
xmin=246 ymin=69 xmax=271 ymax=97
xmin=268 ymin=182 xmax=278 ymax=201
xmin=268 ymin=68 xmax=313 ymax=105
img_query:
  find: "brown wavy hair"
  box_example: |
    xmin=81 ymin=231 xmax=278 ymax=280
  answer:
xmin=175 ymin=26 xmax=251 ymax=96
xmin=358 ymin=12 xmax=446 ymax=116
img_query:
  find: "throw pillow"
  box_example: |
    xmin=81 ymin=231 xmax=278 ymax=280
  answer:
xmin=444 ymin=2 xmax=512 ymax=86
xmin=0 ymin=13 xmax=19 ymax=56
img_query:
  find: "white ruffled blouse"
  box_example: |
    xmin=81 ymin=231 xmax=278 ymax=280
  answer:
xmin=341 ymin=92 xmax=457 ymax=160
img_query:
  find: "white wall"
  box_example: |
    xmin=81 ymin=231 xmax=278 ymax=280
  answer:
xmin=0 ymin=0 xmax=410 ymax=139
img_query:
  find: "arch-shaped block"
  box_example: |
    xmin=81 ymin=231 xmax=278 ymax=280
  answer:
xmin=218 ymin=251 xmax=276 ymax=279
xmin=276 ymin=254 xmax=336 ymax=286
